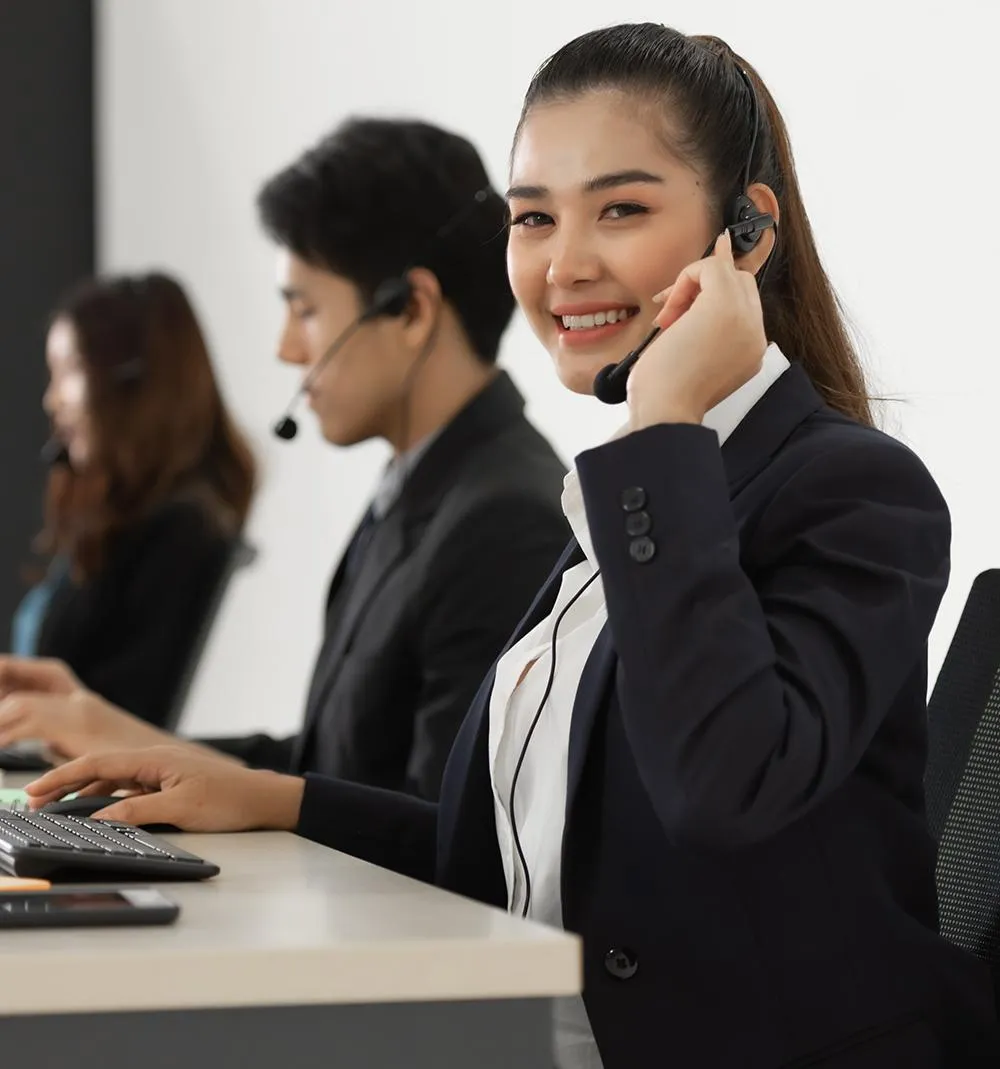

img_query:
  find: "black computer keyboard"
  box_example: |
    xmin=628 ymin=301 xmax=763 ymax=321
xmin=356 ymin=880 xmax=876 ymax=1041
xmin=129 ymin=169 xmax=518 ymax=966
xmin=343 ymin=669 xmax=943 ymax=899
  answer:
xmin=0 ymin=809 xmax=219 ymax=881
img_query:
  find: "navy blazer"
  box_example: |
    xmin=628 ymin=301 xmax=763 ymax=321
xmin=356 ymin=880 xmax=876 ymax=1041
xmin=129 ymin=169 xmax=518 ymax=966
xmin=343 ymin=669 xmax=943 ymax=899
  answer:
xmin=297 ymin=366 xmax=997 ymax=1066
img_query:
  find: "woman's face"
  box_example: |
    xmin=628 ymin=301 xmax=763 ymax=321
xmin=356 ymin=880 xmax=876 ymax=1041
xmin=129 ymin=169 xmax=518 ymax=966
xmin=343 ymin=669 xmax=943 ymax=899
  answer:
xmin=44 ymin=318 xmax=93 ymax=467
xmin=507 ymin=90 xmax=716 ymax=395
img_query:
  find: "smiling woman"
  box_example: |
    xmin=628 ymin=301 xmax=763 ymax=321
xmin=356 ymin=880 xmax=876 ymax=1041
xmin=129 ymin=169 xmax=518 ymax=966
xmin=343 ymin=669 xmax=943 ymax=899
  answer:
xmin=506 ymin=34 xmax=868 ymax=427
xmin=505 ymin=125 xmax=700 ymax=396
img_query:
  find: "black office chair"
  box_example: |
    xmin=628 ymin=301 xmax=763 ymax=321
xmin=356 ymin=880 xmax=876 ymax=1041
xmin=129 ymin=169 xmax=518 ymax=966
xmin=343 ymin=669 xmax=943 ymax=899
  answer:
xmin=924 ymin=569 xmax=1000 ymax=994
xmin=159 ymin=536 xmax=258 ymax=732
xmin=0 ymin=537 xmax=257 ymax=771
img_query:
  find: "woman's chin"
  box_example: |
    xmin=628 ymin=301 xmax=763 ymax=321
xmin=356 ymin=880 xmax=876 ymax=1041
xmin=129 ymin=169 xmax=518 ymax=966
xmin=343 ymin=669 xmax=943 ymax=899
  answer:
xmin=552 ymin=351 xmax=608 ymax=396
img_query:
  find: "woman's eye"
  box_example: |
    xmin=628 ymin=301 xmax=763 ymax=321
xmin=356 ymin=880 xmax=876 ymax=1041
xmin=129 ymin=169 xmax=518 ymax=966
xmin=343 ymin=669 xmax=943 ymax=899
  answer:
xmin=510 ymin=211 xmax=553 ymax=229
xmin=603 ymin=202 xmax=648 ymax=220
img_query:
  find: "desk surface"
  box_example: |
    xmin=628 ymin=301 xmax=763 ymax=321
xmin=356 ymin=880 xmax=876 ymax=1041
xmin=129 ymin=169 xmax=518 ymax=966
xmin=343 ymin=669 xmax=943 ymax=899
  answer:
xmin=0 ymin=772 xmax=580 ymax=1016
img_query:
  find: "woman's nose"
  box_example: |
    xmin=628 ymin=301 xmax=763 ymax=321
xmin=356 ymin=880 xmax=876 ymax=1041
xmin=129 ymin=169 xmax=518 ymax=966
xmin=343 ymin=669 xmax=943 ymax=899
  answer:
xmin=545 ymin=230 xmax=602 ymax=289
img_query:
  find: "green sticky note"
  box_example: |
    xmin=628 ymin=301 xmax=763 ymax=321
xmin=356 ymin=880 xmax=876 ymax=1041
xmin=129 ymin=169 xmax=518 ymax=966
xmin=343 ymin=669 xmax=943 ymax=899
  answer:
xmin=0 ymin=788 xmax=29 ymax=811
xmin=0 ymin=788 xmax=77 ymax=811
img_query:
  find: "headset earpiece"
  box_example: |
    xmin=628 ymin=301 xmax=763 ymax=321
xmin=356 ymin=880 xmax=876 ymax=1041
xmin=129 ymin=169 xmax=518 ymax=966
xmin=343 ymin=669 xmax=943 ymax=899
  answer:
xmin=722 ymin=66 xmax=776 ymax=257
xmin=725 ymin=192 xmax=775 ymax=255
xmin=112 ymin=357 xmax=145 ymax=385
xmin=364 ymin=276 xmax=413 ymax=320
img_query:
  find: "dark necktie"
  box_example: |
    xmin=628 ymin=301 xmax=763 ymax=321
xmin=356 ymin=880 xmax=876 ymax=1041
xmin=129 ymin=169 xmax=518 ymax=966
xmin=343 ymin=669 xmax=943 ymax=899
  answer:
xmin=343 ymin=505 xmax=377 ymax=583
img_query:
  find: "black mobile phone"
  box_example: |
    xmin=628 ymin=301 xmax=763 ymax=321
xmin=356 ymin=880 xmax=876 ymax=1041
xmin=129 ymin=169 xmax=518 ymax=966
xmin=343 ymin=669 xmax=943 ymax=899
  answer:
xmin=0 ymin=886 xmax=179 ymax=928
xmin=0 ymin=742 xmax=51 ymax=772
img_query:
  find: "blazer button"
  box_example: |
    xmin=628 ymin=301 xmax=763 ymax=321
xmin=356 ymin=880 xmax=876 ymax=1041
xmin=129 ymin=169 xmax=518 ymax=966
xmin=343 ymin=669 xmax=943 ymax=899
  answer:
xmin=625 ymin=510 xmax=651 ymax=537
xmin=620 ymin=486 xmax=647 ymax=512
xmin=629 ymin=536 xmax=656 ymax=563
xmin=604 ymin=947 xmax=638 ymax=980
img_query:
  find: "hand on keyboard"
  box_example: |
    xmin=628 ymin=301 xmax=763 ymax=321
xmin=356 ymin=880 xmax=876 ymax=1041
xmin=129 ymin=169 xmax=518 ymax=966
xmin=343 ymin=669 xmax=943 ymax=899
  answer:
xmin=0 ymin=808 xmax=219 ymax=880
xmin=0 ymin=657 xmax=168 ymax=761
xmin=0 ymin=656 xmax=78 ymax=702
xmin=24 ymin=746 xmax=306 ymax=834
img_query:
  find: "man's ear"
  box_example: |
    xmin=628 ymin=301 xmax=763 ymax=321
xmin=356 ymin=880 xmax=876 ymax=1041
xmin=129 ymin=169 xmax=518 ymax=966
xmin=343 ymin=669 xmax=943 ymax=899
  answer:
xmin=396 ymin=267 xmax=443 ymax=346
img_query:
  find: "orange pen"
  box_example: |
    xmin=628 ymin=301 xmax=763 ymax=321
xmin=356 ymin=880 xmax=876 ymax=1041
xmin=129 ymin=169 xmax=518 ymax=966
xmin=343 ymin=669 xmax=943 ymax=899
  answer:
xmin=0 ymin=878 xmax=52 ymax=892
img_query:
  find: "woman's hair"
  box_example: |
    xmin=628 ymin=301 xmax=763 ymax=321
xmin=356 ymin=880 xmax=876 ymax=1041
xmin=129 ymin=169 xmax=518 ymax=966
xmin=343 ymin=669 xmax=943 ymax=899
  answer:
xmin=38 ymin=272 xmax=257 ymax=578
xmin=515 ymin=23 xmax=872 ymax=425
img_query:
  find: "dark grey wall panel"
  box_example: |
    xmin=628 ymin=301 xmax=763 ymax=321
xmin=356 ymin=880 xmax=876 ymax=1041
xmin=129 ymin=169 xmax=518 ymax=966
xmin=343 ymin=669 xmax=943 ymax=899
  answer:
xmin=0 ymin=1 xmax=94 ymax=635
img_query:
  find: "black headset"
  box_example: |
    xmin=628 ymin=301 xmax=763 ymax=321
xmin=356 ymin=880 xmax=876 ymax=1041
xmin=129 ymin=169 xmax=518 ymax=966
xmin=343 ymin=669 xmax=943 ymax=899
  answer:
xmin=272 ymin=189 xmax=491 ymax=441
xmin=592 ymin=65 xmax=776 ymax=406
xmin=108 ymin=274 xmax=153 ymax=385
xmin=508 ymin=65 xmax=774 ymax=920
xmin=723 ymin=65 xmax=776 ymax=255
xmin=102 ymin=275 xmax=151 ymax=386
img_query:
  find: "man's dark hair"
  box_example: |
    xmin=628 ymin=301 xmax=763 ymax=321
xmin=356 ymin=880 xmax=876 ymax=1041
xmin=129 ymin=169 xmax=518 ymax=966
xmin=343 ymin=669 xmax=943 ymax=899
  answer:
xmin=257 ymin=118 xmax=513 ymax=364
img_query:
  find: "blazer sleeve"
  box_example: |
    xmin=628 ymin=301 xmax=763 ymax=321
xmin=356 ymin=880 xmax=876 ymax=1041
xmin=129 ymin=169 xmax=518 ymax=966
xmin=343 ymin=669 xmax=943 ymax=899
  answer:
xmin=196 ymin=732 xmax=297 ymax=772
xmin=46 ymin=505 xmax=233 ymax=727
xmin=402 ymin=495 xmax=569 ymax=800
xmin=576 ymin=422 xmax=950 ymax=849
xmin=296 ymin=772 xmax=438 ymax=884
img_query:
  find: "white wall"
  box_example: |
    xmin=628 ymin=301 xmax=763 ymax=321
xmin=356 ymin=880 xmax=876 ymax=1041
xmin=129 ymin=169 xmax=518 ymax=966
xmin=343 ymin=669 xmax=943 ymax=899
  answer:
xmin=97 ymin=0 xmax=1000 ymax=737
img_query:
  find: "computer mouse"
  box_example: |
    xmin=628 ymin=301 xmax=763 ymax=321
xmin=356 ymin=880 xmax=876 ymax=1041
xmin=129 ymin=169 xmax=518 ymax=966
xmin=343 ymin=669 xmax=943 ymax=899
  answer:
xmin=40 ymin=796 xmax=181 ymax=833
xmin=41 ymin=795 xmax=120 ymax=819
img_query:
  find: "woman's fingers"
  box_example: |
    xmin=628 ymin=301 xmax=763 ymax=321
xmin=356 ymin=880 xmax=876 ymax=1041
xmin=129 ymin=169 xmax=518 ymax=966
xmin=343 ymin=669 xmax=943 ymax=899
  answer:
xmin=26 ymin=750 xmax=166 ymax=803
xmin=0 ymin=657 xmax=78 ymax=700
xmin=652 ymin=230 xmax=742 ymax=329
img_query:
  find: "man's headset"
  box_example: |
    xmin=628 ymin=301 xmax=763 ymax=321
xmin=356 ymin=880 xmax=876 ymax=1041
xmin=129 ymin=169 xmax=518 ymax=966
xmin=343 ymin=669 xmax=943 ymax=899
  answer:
xmin=272 ymin=188 xmax=491 ymax=441
xmin=591 ymin=64 xmax=776 ymax=406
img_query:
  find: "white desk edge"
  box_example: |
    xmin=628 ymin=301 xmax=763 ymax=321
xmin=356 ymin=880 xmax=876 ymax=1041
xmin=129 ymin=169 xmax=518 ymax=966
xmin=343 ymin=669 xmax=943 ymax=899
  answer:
xmin=0 ymin=772 xmax=581 ymax=1016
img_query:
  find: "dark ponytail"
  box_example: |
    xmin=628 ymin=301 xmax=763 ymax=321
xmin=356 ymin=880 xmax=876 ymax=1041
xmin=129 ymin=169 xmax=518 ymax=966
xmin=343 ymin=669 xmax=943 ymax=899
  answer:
xmin=517 ymin=24 xmax=873 ymax=426
xmin=727 ymin=50 xmax=872 ymax=425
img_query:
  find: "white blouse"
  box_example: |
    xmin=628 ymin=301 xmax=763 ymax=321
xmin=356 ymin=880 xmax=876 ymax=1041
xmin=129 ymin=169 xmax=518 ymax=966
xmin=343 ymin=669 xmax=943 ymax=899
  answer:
xmin=488 ymin=344 xmax=791 ymax=1069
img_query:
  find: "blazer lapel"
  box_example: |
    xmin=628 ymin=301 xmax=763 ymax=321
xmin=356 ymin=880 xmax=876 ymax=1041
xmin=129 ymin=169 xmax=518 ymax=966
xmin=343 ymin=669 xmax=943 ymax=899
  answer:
xmin=720 ymin=363 xmax=824 ymax=493
xmin=319 ymin=511 xmax=364 ymax=617
xmin=566 ymin=623 xmax=617 ymax=814
xmin=502 ymin=539 xmax=583 ymax=656
xmin=297 ymin=512 xmax=408 ymax=750
xmin=443 ymin=536 xmax=583 ymax=777
xmin=396 ymin=371 xmax=529 ymax=526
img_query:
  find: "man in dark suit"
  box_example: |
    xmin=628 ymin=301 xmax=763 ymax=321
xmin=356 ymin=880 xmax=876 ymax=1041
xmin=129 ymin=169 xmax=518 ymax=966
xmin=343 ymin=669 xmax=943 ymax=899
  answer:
xmin=0 ymin=118 xmax=569 ymax=800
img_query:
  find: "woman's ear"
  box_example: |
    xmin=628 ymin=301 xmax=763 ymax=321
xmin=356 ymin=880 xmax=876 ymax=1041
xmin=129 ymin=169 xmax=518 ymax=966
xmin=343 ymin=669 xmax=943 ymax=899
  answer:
xmin=738 ymin=182 xmax=780 ymax=276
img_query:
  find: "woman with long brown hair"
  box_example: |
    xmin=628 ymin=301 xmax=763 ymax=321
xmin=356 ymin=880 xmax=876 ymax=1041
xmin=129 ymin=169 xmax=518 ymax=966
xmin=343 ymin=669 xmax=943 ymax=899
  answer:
xmin=10 ymin=271 xmax=256 ymax=727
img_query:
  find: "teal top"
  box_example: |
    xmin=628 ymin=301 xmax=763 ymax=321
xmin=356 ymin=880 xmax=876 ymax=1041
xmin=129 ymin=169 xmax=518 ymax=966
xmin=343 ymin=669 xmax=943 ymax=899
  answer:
xmin=10 ymin=556 xmax=70 ymax=656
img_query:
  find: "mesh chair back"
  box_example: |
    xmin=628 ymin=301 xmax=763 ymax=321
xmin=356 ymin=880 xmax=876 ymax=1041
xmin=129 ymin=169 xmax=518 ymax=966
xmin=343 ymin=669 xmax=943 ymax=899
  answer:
xmin=926 ymin=569 xmax=1000 ymax=968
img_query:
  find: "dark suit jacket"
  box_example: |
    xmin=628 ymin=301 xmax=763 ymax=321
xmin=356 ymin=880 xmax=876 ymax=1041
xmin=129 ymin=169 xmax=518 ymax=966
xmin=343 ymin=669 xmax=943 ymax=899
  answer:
xmin=297 ymin=366 xmax=997 ymax=1066
xmin=32 ymin=498 xmax=234 ymax=728
xmin=213 ymin=372 xmax=569 ymax=799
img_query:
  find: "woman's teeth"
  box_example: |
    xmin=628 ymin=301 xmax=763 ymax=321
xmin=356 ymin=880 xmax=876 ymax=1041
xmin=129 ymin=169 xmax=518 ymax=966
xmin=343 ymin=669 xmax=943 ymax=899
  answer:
xmin=560 ymin=308 xmax=637 ymax=330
